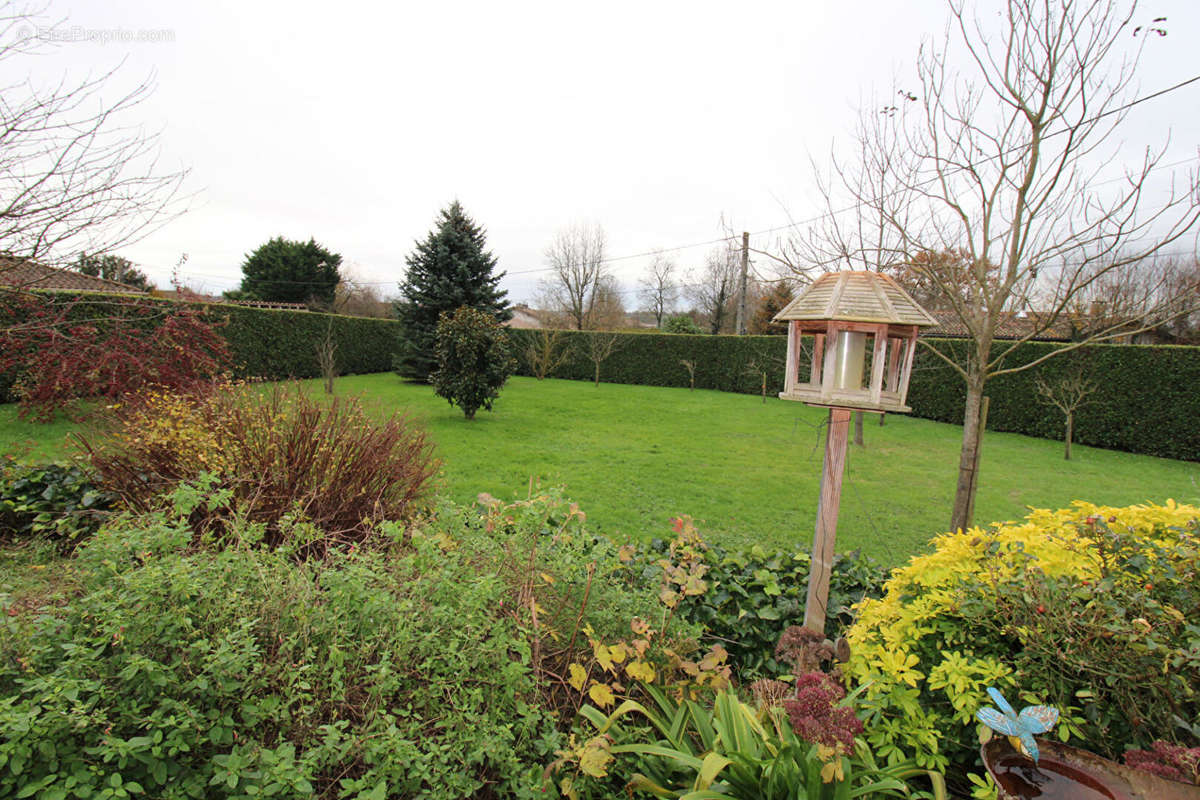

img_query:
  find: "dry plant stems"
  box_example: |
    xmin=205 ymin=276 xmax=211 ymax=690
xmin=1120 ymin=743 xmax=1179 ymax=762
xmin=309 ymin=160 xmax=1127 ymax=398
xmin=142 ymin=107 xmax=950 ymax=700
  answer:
xmin=81 ymin=382 xmax=439 ymax=554
xmin=770 ymin=0 xmax=1200 ymax=532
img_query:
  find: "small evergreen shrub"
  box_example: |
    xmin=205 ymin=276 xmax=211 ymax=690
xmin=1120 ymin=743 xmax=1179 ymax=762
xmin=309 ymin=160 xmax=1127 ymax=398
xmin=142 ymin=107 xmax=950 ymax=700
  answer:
xmin=662 ymin=314 xmax=703 ymax=334
xmin=431 ymin=307 xmax=517 ymax=419
xmin=81 ymin=383 xmax=438 ymax=553
xmin=844 ymin=501 xmax=1200 ymax=787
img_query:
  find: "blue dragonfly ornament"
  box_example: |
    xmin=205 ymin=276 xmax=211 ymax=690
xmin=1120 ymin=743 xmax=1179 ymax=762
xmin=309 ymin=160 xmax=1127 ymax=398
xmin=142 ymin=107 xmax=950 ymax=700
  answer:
xmin=976 ymin=686 xmax=1059 ymax=765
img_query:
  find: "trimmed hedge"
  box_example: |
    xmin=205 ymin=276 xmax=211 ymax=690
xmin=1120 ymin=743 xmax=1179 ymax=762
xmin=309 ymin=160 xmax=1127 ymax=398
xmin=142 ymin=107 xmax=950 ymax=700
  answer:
xmin=507 ymin=328 xmax=1200 ymax=462
xmin=1 ymin=291 xmax=402 ymax=401
xmin=507 ymin=328 xmax=788 ymax=396
xmin=907 ymin=339 xmax=1200 ymax=462
xmin=5 ymin=295 xmax=1198 ymax=461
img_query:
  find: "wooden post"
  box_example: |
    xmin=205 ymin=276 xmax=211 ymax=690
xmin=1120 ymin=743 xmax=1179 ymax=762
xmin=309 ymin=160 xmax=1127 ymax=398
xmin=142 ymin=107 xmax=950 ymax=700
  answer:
xmin=804 ymin=407 xmax=851 ymax=634
xmin=735 ymin=231 xmax=750 ymax=335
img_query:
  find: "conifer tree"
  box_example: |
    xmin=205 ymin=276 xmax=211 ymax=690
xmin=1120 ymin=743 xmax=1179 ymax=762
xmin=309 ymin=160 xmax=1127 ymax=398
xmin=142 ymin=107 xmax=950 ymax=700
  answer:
xmin=236 ymin=237 xmax=342 ymax=305
xmin=395 ymin=201 xmax=511 ymax=380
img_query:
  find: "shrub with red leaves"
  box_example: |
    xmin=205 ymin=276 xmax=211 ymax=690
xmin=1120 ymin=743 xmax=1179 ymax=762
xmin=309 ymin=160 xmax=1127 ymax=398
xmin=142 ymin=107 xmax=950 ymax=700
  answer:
xmin=783 ymin=671 xmax=864 ymax=749
xmin=0 ymin=291 xmax=230 ymax=420
xmin=1124 ymin=741 xmax=1200 ymax=785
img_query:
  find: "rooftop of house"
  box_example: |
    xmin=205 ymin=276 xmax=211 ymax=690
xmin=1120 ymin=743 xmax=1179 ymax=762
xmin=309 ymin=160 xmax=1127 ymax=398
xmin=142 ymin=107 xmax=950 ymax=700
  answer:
xmin=0 ymin=256 xmax=145 ymax=295
xmin=923 ymin=309 xmax=1074 ymax=341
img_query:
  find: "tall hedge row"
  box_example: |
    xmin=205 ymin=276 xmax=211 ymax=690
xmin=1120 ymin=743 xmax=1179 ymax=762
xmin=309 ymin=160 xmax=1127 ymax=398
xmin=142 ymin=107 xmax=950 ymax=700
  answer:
xmin=507 ymin=328 xmax=1200 ymax=462
xmin=5 ymin=294 xmax=1198 ymax=461
xmin=0 ymin=291 xmax=401 ymax=401
xmin=906 ymin=340 xmax=1200 ymax=461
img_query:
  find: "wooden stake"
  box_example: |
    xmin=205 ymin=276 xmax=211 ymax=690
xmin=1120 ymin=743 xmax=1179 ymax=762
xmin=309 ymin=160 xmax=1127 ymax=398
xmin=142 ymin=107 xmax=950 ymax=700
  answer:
xmin=804 ymin=407 xmax=851 ymax=633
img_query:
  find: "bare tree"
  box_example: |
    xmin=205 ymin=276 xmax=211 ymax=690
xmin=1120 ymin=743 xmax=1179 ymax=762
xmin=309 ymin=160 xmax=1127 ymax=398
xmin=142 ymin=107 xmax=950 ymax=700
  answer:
xmin=332 ymin=270 xmax=391 ymax=318
xmin=316 ymin=321 xmax=338 ymax=395
xmin=1035 ymin=368 xmax=1099 ymax=460
xmin=540 ymin=222 xmax=611 ymax=330
xmin=584 ymin=331 xmax=624 ymax=387
xmin=680 ymin=359 xmax=696 ymax=391
xmin=792 ymin=0 xmax=1199 ymax=531
xmin=524 ymin=329 xmax=572 ymax=380
xmin=638 ymin=251 xmax=678 ymax=328
xmin=0 ymin=3 xmax=188 ymax=287
xmin=687 ymin=242 xmax=740 ymax=334
xmin=588 ymin=275 xmax=626 ymax=331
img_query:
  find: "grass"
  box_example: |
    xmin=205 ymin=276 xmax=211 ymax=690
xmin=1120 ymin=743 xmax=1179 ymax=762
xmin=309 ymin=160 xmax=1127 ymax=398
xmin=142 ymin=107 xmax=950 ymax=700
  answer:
xmin=3 ymin=373 xmax=1198 ymax=565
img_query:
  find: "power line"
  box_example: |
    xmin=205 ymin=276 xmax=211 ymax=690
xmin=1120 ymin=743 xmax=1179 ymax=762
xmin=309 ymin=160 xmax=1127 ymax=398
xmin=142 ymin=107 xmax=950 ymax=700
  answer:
xmin=164 ymin=74 xmax=1200 ymax=292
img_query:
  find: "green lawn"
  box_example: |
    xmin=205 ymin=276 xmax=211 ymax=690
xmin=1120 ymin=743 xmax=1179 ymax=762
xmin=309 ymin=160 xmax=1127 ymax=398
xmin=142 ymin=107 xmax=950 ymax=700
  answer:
xmin=3 ymin=374 xmax=1198 ymax=565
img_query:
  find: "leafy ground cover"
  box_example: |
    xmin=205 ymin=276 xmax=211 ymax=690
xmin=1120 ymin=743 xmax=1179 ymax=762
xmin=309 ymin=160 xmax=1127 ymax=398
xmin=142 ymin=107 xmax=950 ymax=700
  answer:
xmin=3 ymin=374 xmax=1198 ymax=564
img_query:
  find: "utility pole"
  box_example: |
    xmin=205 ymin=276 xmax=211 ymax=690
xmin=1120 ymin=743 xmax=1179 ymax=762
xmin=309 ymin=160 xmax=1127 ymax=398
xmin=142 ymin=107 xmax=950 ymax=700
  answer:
xmin=735 ymin=231 xmax=750 ymax=335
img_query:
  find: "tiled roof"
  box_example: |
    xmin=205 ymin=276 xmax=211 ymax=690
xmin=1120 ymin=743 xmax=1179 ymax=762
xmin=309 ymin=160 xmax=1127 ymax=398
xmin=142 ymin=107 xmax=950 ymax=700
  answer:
xmin=773 ymin=271 xmax=937 ymax=327
xmin=0 ymin=256 xmax=144 ymax=294
xmin=924 ymin=310 xmax=1073 ymax=341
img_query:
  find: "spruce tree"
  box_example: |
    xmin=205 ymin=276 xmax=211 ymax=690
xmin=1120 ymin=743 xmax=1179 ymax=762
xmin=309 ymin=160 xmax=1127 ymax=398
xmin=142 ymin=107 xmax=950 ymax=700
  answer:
xmin=395 ymin=201 xmax=511 ymax=380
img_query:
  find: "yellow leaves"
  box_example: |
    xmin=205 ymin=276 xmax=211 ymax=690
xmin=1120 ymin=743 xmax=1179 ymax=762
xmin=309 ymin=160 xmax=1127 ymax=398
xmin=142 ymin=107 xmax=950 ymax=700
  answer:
xmin=625 ymin=660 xmax=656 ymax=683
xmin=593 ymin=642 xmax=615 ymax=673
xmin=540 ymin=571 xmax=556 ymax=585
xmin=630 ymin=617 xmax=651 ymax=636
xmin=587 ymin=682 xmax=616 ymax=708
xmin=568 ymin=663 xmax=588 ymax=692
xmin=617 ymin=543 xmax=636 ymax=563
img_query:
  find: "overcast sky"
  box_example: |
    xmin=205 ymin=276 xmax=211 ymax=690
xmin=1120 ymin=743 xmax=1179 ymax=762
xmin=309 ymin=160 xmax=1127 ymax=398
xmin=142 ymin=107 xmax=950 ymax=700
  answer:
xmin=13 ymin=0 xmax=1200 ymax=305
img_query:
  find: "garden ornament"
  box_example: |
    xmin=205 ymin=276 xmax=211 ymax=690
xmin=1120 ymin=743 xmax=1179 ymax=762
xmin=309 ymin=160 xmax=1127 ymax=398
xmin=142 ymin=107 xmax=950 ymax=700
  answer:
xmin=976 ymin=686 xmax=1059 ymax=765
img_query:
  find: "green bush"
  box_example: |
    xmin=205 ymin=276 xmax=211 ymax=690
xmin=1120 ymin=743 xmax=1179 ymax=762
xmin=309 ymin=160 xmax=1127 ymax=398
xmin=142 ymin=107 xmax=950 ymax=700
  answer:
xmin=0 ymin=458 xmax=115 ymax=541
xmin=0 ymin=490 xmax=673 ymax=799
xmin=844 ymin=501 xmax=1200 ymax=789
xmin=637 ymin=535 xmax=888 ymax=681
xmin=431 ymin=307 xmax=516 ymax=419
xmin=662 ymin=314 xmax=702 ymax=335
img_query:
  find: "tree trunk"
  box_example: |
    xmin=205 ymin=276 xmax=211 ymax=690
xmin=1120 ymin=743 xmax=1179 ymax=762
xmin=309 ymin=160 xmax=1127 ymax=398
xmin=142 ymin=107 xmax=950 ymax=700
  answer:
xmin=879 ymin=412 xmax=886 ymax=426
xmin=761 ymin=372 xmax=767 ymax=404
xmin=853 ymin=411 xmax=864 ymax=446
xmin=1065 ymin=413 xmax=1073 ymax=460
xmin=594 ymin=363 xmax=600 ymax=387
xmin=949 ymin=380 xmax=987 ymax=533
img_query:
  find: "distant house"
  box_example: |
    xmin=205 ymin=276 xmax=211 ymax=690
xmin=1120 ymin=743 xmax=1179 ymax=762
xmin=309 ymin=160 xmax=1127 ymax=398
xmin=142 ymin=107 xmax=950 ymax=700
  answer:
xmin=504 ymin=304 xmax=544 ymax=329
xmin=0 ymin=256 xmax=145 ymax=294
xmin=924 ymin=310 xmax=1073 ymax=342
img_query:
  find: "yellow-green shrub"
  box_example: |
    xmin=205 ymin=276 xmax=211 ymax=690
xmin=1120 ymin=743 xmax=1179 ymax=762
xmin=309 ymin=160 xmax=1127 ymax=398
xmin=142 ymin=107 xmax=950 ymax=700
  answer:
xmin=844 ymin=501 xmax=1200 ymax=784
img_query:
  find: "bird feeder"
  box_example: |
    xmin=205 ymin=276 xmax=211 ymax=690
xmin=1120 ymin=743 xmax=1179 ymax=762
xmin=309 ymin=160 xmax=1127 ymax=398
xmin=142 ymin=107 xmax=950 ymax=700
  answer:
xmin=772 ymin=271 xmax=935 ymax=633
xmin=775 ymin=271 xmax=936 ymax=414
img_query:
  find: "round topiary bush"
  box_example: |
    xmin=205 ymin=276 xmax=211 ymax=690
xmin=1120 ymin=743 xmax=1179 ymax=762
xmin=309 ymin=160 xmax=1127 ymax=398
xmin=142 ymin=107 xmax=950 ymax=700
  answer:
xmin=843 ymin=501 xmax=1200 ymax=788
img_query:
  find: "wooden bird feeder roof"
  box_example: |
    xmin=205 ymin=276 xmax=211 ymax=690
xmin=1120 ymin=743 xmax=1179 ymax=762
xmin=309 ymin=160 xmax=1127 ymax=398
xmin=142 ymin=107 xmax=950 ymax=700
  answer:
xmin=773 ymin=271 xmax=938 ymax=327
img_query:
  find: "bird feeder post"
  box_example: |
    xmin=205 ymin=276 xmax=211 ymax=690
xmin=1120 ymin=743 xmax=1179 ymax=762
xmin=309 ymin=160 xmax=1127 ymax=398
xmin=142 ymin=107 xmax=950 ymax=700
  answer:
xmin=804 ymin=407 xmax=852 ymax=633
xmin=772 ymin=271 xmax=936 ymax=636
